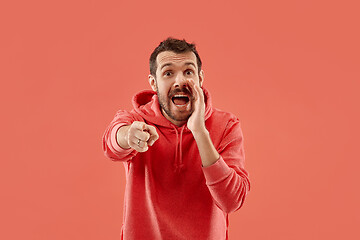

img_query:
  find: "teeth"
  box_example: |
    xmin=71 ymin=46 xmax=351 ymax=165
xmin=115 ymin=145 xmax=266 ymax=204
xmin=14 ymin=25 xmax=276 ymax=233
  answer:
xmin=172 ymin=94 xmax=189 ymax=107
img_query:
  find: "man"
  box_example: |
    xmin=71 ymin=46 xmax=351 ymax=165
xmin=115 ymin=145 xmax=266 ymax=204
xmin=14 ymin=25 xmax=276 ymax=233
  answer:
xmin=102 ymin=37 xmax=250 ymax=240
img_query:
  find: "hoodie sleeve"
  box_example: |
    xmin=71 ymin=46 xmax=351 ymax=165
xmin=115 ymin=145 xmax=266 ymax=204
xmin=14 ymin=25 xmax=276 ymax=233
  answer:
xmin=102 ymin=109 xmax=142 ymax=162
xmin=202 ymin=118 xmax=251 ymax=213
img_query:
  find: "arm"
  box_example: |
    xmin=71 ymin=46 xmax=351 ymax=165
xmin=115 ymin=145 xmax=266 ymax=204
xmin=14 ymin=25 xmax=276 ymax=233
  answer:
xmin=193 ymin=118 xmax=250 ymax=214
xmin=102 ymin=110 xmax=159 ymax=161
xmin=187 ymin=80 xmax=250 ymax=213
xmin=192 ymin=129 xmax=219 ymax=167
xmin=116 ymin=125 xmax=131 ymax=149
xmin=201 ymin=119 xmax=250 ymax=213
xmin=102 ymin=110 xmax=139 ymax=162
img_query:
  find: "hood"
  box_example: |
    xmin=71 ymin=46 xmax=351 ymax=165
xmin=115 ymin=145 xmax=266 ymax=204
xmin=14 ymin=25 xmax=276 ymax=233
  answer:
xmin=132 ymin=87 xmax=213 ymax=129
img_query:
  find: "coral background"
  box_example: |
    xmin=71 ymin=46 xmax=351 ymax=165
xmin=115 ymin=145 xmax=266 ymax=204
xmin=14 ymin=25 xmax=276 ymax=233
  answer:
xmin=1 ymin=0 xmax=359 ymax=239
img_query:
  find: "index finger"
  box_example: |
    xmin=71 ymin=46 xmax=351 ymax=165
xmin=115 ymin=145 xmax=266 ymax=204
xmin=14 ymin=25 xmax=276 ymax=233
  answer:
xmin=144 ymin=124 xmax=159 ymax=139
xmin=133 ymin=121 xmax=147 ymax=131
xmin=193 ymin=82 xmax=204 ymax=102
xmin=187 ymin=79 xmax=200 ymax=101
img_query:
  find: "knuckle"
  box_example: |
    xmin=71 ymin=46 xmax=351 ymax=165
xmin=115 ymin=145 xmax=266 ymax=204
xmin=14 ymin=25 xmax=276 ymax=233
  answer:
xmin=129 ymin=124 xmax=137 ymax=132
xmin=133 ymin=121 xmax=144 ymax=129
xmin=139 ymin=132 xmax=146 ymax=141
xmin=148 ymin=125 xmax=156 ymax=132
xmin=129 ymin=129 xmax=136 ymax=138
xmin=145 ymin=132 xmax=150 ymax=141
xmin=131 ymin=121 xmax=138 ymax=127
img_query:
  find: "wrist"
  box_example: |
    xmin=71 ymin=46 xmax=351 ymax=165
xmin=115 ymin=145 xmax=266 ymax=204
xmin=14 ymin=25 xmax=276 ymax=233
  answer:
xmin=117 ymin=125 xmax=131 ymax=149
xmin=191 ymin=127 xmax=209 ymax=139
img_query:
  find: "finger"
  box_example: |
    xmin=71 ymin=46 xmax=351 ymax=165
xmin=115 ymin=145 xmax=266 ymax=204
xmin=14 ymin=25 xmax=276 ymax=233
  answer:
xmin=189 ymin=79 xmax=204 ymax=104
xmin=186 ymin=78 xmax=195 ymax=94
xmin=137 ymin=139 xmax=147 ymax=149
xmin=129 ymin=137 xmax=148 ymax=152
xmin=148 ymin=135 xmax=158 ymax=146
xmin=128 ymin=123 xmax=148 ymax=143
xmin=184 ymin=79 xmax=195 ymax=96
xmin=194 ymin=83 xmax=204 ymax=103
xmin=188 ymin=79 xmax=200 ymax=102
xmin=134 ymin=130 xmax=150 ymax=142
xmin=143 ymin=124 xmax=159 ymax=146
xmin=133 ymin=121 xmax=147 ymax=131
xmin=144 ymin=125 xmax=159 ymax=143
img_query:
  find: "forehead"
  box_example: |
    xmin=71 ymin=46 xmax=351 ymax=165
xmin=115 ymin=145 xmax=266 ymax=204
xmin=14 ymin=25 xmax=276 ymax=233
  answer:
xmin=156 ymin=51 xmax=197 ymax=70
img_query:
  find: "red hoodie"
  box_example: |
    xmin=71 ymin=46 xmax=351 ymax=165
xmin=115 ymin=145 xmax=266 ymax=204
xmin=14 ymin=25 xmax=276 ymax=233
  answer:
xmin=102 ymin=88 xmax=250 ymax=240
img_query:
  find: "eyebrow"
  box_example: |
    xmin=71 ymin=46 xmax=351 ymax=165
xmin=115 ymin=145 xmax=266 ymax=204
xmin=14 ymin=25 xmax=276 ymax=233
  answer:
xmin=160 ymin=62 xmax=196 ymax=70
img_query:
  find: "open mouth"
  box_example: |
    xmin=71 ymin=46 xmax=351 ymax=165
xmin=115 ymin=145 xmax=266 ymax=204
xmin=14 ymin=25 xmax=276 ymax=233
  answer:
xmin=171 ymin=94 xmax=190 ymax=106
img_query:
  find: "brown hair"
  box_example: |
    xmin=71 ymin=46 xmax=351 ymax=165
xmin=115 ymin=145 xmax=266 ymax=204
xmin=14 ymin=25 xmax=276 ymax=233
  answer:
xmin=149 ymin=37 xmax=202 ymax=77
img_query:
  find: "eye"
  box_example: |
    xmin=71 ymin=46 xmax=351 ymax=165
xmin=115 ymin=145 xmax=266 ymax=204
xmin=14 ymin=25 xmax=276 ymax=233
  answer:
xmin=163 ymin=71 xmax=173 ymax=77
xmin=185 ymin=69 xmax=194 ymax=75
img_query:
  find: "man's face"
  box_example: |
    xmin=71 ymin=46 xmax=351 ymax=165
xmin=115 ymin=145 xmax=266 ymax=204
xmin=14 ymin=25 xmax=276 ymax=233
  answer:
xmin=149 ymin=51 xmax=204 ymax=126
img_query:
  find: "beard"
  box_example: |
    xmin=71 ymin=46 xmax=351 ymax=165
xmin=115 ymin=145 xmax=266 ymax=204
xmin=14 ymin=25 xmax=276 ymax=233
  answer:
xmin=156 ymin=84 xmax=194 ymax=122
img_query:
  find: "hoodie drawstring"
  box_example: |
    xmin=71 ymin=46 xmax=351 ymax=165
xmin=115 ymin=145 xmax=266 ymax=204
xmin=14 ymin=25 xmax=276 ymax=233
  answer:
xmin=173 ymin=125 xmax=186 ymax=173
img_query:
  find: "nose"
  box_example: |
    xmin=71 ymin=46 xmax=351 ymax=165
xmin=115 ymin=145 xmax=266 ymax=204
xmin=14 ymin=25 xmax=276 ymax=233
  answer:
xmin=174 ymin=72 xmax=189 ymax=89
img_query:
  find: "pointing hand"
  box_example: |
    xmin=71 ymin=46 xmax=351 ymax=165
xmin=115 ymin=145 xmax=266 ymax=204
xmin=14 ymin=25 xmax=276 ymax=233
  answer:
xmin=126 ymin=121 xmax=159 ymax=152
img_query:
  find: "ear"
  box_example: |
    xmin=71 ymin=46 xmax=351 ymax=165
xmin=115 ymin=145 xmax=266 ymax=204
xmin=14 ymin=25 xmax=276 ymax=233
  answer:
xmin=199 ymin=70 xmax=204 ymax=87
xmin=148 ymin=74 xmax=157 ymax=91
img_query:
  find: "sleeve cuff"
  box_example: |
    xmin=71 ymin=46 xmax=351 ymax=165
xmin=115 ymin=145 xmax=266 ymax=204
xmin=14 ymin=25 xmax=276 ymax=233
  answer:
xmin=202 ymin=156 xmax=232 ymax=185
